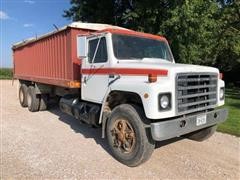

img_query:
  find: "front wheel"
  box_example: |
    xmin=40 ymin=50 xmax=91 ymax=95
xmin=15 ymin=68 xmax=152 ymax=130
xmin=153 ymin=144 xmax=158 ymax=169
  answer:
xmin=106 ymin=104 xmax=155 ymax=167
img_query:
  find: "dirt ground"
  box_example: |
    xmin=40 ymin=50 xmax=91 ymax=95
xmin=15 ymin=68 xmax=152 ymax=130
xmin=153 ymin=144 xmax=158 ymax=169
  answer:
xmin=1 ymin=80 xmax=239 ymax=179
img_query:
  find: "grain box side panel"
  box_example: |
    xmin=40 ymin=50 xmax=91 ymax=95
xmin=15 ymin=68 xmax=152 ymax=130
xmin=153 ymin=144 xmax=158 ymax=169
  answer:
xmin=14 ymin=29 xmax=76 ymax=87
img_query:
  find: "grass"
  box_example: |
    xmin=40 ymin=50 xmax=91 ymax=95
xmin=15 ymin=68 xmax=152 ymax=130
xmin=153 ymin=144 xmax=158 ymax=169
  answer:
xmin=0 ymin=68 xmax=12 ymax=79
xmin=217 ymin=88 xmax=240 ymax=137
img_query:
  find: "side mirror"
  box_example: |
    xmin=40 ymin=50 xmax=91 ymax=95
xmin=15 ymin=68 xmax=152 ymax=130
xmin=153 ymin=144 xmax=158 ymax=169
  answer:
xmin=77 ymin=36 xmax=87 ymax=58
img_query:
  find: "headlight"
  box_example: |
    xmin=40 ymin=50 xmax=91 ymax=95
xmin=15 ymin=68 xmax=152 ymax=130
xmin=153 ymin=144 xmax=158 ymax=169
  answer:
xmin=220 ymin=87 xmax=224 ymax=100
xmin=159 ymin=93 xmax=171 ymax=110
xmin=160 ymin=95 xmax=169 ymax=108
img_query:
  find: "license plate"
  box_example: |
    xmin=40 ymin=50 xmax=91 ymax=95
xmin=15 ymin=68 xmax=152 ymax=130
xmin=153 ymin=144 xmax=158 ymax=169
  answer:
xmin=196 ymin=114 xmax=207 ymax=126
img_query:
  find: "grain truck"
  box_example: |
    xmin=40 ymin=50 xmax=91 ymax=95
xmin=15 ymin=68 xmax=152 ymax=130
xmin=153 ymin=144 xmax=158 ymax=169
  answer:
xmin=13 ymin=22 xmax=228 ymax=167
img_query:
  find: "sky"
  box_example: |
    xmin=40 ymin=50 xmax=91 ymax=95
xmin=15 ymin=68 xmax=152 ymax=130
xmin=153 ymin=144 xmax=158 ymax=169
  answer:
xmin=0 ymin=0 xmax=72 ymax=67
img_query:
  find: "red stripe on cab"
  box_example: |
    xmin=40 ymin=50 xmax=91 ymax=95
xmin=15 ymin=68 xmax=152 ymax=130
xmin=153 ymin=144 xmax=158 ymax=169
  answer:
xmin=81 ymin=68 xmax=168 ymax=76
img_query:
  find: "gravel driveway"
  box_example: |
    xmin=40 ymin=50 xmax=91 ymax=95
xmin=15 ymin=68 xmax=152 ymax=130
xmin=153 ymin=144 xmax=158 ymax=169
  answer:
xmin=1 ymin=80 xmax=239 ymax=179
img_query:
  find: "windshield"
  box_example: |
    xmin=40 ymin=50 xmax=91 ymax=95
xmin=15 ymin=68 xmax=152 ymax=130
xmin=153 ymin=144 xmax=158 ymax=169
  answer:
xmin=112 ymin=34 xmax=173 ymax=61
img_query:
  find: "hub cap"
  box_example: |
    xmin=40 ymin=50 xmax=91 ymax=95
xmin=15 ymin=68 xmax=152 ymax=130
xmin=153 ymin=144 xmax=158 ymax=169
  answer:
xmin=111 ymin=119 xmax=136 ymax=153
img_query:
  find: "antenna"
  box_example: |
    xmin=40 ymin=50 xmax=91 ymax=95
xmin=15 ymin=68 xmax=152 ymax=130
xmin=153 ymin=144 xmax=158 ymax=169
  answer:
xmin=53 ymin=24 xmax=59 ymax=31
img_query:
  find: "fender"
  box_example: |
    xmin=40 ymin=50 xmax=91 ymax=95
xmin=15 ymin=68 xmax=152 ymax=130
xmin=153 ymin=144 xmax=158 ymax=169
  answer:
xmin=99 ymin=80 xmax=151 ymax=123
xmin=99 ymin=79 xmax=153 ymax=138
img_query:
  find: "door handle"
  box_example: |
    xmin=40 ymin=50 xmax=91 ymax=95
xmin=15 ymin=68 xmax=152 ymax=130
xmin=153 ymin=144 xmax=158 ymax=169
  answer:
xmin=83 ymin=76 xmax=87 ymax=83
xmin=109 ymin=74 xmax=115 ymax=78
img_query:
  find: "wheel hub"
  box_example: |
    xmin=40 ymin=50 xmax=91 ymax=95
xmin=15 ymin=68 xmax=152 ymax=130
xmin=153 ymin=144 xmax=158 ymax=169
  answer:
xmin=111 ymin=119 xmax=136 ymax=153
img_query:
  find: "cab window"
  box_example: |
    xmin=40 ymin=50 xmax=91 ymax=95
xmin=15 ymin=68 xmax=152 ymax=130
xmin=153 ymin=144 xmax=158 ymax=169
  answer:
xmin=88 ymin=37 xmax=108 ymax=63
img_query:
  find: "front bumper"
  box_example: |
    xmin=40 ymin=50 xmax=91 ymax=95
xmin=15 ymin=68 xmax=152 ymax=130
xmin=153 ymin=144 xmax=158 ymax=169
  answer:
xmin=150 ymin=108 xmax=228 ymax=141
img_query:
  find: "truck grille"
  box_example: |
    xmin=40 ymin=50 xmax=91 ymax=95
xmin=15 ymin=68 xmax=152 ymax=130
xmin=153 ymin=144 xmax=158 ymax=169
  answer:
xmin=176 ymin=73 xmax=218 ymax=114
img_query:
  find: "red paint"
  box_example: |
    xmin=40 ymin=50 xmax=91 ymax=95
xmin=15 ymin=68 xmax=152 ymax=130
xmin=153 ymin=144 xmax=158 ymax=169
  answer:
xmin=82 ymin=68 xmax=168 ymax=76
xmin=13 ymin=27 xmax=92 ymax=87
xmin=99 ymin=28 xmax=167 ymax=42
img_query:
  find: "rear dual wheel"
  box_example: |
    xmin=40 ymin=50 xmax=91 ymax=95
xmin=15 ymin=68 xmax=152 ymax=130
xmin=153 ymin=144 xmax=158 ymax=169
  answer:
xmin=27 ymin=86 xmax=40 ymax=112
xmin=19 ymin=84 xmax=28 ymax=107
xmin=19 ymin=84 xmax=48 ymax=111
xmin=27 ymin=87 xmax=48 ymax=112
xmin=39 ymin=94 xmax=48 ymax=111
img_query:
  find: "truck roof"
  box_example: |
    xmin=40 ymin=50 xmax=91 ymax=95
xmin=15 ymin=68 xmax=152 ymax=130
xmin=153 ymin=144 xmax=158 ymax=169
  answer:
xmin=12 ymin=22 xmax=166 ymax=49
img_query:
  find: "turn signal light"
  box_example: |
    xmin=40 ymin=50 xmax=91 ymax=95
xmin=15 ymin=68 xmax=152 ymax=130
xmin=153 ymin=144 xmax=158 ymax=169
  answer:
xmin=148 ymin=74 xmax=157 ymax=83
xmin=67 ymin=81 xmax=81 ymax=88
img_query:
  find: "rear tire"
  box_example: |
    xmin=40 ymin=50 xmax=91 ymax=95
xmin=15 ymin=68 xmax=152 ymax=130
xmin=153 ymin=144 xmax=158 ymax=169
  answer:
xmin=39 ymin=94 xmax=48 ymax=111
xmin=184 ymin=125 xmax=217 ymax=142
xmin=19 ymin=84 xmax=28 ymax=107
xmin=106 ymin=104 xmax=155 ymax=167
xmin=27 ymin=86 xmax=40 ymax=112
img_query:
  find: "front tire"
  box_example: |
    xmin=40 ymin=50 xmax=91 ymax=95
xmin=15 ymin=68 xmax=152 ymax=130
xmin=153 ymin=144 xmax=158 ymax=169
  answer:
xmin=184 ymin=125 xmax=217 ymax=142
xmin=106 ymin=104 xmax=155 ymax=167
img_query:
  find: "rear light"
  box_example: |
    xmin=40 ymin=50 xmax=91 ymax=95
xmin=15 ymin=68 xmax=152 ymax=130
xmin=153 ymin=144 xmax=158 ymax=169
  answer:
xmin=148 ymin=74 xmax=157 ymax=83
xmin=219 ymin=73 xmax=223 ymax=79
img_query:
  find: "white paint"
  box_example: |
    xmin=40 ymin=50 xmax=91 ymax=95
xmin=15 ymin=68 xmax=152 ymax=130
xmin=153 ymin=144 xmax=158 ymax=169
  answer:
xmin=69 ymin=22 xmax=130 ymax=31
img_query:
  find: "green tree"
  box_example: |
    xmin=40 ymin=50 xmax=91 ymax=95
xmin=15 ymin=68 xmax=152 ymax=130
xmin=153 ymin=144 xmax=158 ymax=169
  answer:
xmin=160 ymin=0 xmax=223 ymax=65
xmin=214 ymin=0 xmax=240 ymax=72
xmin=63 ymin=0 xmax=134 ymax=25
xmin=63 ymin=0 xmax=115 ymax=24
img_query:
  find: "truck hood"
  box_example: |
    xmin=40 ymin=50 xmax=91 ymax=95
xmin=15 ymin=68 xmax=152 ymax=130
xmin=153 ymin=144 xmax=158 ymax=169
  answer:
xmin=116 ymin=59 xmax=219 ymax=75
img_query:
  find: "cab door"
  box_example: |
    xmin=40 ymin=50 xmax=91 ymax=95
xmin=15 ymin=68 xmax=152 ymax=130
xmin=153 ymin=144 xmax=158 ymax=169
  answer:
xmin=81 ymin=36 xmax=110 ymax=103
